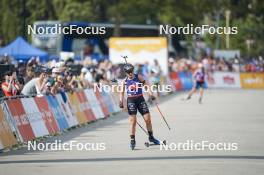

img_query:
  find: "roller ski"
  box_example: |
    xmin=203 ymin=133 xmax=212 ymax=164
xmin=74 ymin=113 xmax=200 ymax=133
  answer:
xmin=144 ymin=137 xmax=166 ymax=147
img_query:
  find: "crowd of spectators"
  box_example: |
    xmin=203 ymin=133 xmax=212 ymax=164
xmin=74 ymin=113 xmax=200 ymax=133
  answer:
xmin=1 ymin=54 xmax=263 ymax=98
xmin=168 ymin=56 xmax=264 ymax=73
xmin=0 ymin=56 xmax=119 ymax=98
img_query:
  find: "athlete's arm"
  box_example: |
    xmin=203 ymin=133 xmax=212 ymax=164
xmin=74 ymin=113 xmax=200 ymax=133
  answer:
xmin=138 ymin=74 xmax=155 ymax=100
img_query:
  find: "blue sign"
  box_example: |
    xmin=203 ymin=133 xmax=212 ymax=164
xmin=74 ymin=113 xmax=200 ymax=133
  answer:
xmin=46 ymin=95 xmax=69 ymax=131
xmin=179 ymin=71 xmax=193 ymax=90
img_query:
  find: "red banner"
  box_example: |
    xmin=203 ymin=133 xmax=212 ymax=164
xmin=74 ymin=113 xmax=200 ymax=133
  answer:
xmin=169 ymin=72 xmax=183 ymax=90
xmin=34 ymin=96 xmax=59 ymax=134
xmin=5 ymin=99 xmax=35 ymax=142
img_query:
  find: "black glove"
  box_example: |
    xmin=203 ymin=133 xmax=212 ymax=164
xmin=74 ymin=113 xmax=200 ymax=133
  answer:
xmin=119 ymin=101 xmax=124 ymax=108
xmin=150 ymin=95 xmax=156 ymax=101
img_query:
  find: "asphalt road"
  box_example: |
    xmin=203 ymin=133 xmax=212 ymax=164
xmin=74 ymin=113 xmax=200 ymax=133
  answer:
xmin=0 ymin=89 xmax=264 ymax=175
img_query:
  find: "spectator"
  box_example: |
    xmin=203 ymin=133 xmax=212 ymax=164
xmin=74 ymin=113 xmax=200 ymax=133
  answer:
xmin=149 ymin=59 xmax=162 ymax=97
xmin=35 ymin=72 xmax=49 ymax=96
xmin=79 ymin=67 xmax=89 ymax=88
xmin=21 ymin=73 xmax=39 ymax=96
xmin=64 ymin=70 xmax=77 ymax=92
xmin=1 ymin=71 xmax=20 ymax=97
xmin=51 ymin=74 xmax=65 ymax=95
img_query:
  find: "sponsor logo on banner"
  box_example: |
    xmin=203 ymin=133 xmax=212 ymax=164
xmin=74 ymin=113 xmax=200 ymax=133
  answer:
xmin=21 ymin=98 xmax=49 ymax=138
xmin=0 ymin=106 xmax=17 ymax=148
xmin=207 ymin=72 xmax=240 ymax=88
xmin=34 ymin=96 xmax=60 ymax=134
xmin=240 ymin=73 xmax=264 ymax=89
xmin=5 ymin=99 xmax=35 ymax=142
xmin=46 ymin=95 xmax=69 ymax=131
xmin=223 ymin=76 xmax=235 ymax=85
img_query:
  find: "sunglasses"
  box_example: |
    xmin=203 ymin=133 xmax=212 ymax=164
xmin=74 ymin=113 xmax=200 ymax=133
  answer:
xmin=125 ymin=70 xmax=133 ymax=74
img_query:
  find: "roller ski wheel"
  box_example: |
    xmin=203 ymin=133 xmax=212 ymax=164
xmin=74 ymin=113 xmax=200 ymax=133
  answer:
xmin=144 ymin=140 xmax=166 ymax=147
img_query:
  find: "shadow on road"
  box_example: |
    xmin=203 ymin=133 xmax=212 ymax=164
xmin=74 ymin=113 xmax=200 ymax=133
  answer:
xmin=0 ymin=155 xmax=264 ymax=164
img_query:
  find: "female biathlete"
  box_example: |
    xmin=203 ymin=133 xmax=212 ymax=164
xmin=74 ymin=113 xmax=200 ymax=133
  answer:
xmin=119 ymin=63 xmax=159 ymax=150
xmin=185 ymin=64 xmax=206 ymax=104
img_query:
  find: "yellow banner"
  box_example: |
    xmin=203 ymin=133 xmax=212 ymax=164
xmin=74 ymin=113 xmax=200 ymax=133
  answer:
xmin=67 ymin=92 xmax=88 ymax=124
xmin=109 ymin=37 xmax=167 ymax=53
xmin=240 ymin=73 xmax=264 ymax=89
xmin=0 ymin=107 xmax=17 ymax=148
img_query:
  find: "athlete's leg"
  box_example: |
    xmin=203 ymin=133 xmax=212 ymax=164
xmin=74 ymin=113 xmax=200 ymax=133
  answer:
xmin=186 ymin=87 xmax=196 ymax=100
xmin=129 ymin=115 xmax=137 ymax=149
xmin=129 ymin=115 xmax=137 ymax=136
xmin=199 ymin=87 xmax=204 ymax=103
xmin=143 ymin=112 xmax=159 ymax=144
xmin=143 ymin=113 xmax=152 ymax=132
xmin=127 ymin=97 xmax=137 ymax=149
xmin=137 ymin=97 xmax=155 ymax=140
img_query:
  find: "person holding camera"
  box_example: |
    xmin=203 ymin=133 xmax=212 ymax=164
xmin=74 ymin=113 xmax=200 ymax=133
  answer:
xmin=1 ymin=71 xmax=20 ymax=97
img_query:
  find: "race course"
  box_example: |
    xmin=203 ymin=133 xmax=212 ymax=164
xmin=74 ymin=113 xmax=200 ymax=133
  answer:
xmin=1 ymin=89 xmax=264 ymax=175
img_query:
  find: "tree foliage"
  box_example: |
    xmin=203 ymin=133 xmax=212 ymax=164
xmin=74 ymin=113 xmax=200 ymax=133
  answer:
xmin=0 ymin=0 xmax=263 ymax=56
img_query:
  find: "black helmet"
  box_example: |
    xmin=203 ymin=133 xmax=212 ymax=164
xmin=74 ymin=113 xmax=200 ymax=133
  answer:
xmin=123 ymin=63 xmax=134 ymax=73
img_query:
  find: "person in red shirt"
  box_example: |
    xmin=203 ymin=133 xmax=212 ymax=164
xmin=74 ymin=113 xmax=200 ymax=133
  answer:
xmin=1 ymin=71 xmax=20 ymax=97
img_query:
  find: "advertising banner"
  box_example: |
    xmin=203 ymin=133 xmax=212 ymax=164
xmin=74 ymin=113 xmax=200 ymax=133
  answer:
xmin=207 ymin=72 xmax=241 ymax=88
xmin=0 ymin=107 xmax=17 ymax=148
xmin=46 ymin=95 xmax=69 ymax=131
xmin=109 ymin=37 xmax=168 ymax=75
xmin=108 ymin=91 xmax=121 ymax=113
xmin=76 ymin=91 xmax=96 ymax=122
xmin=21 ymin=98 xmax=49 ymax=137
xmin=178 ymin=71 xmax=193 ymax=90
xmin=101 ymin=90 xmax=115 ymax=114
xmin=5 ymin=99 xmax=35 ymax=142
xmin=56 ymin=93 xmax=78 ymax=127
xmin=169 ymin=72 xmax=183 ymax=90
xmin=94 ymin=87 xmax=110 ymax=118
xmin=240 ymin=73 xmax=264 ymax=89
xmin=84 ymin=89 xmax=105 ymax=119
xmin=34 ymin=96 xmax=60 ymax=134
xmin=67 ymin=92 xmax=88 ymax=124
xmin=0 ymin=140 xmax=3 ymax=150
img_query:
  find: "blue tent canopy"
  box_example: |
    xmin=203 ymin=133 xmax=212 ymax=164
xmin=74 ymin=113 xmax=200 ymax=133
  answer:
xmin=0 ymin=36 xmax=48 ymax=61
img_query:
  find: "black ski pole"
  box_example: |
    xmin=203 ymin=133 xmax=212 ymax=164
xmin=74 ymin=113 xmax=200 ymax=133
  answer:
xmin=136 ymin=121 xmax=148 ymax=135
xmin=155 ymin=101 xmax=171 ymax=130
